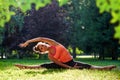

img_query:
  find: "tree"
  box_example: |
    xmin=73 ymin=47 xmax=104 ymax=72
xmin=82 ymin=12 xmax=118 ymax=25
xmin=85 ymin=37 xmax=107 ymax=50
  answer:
xmin=1 ymin=7 xmax=25 ymax=58
xmin=0 ymin=0 xmax=68 ymax=27
xmin=0 ymin=0 xmax=69 ymax=59
xmin=1 ymin=0 xmax=69 ymax=59
xmin=66 ymin=0 xmax=119 ymax=60
xmin=66 ymin=0 xmax=92 ymax=58
xmin=22 ymin=0 xmax=69 ymax=45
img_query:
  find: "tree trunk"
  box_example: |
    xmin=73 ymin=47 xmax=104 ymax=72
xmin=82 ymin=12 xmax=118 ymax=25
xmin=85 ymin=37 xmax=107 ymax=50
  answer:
xmin=0 ymin=47 xmax=5 ymax=59
xmin=72 ymin=46 xmax=76 ymax=59
xmin=1 ymin=53 xmax=4 ymax=59
xmin=17 ymin=50 xmax=23 ymax=59
xmin=98 ymin=46 xmax=105 ymax=60
xmin=111 ymin=46 xmax=118 ymax=60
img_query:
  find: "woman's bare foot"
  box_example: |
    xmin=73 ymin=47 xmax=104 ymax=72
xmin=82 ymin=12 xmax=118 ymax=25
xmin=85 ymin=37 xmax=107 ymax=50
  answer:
xmin=15 ymin=64 xmax=42 ymax=69
xmin=102 ymin=65 xmax=116 ymax=70
xmin=15 ymin=64 xmax=27 ymax=69
xmin=91 ymin=65 xmax=116 ymax=70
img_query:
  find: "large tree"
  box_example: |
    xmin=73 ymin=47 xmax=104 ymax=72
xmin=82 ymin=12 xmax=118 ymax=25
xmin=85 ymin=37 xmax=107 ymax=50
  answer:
xmin=66 ymin=0 xmax=119 ymax=60
xmin=1 ymin=0 xmax=69 ymax=58
xmin=0 ymin=0 xmax=68 ymax=27
xmin=96 ymin=0 xmax=120 ymax=40
xmin=22 ymin=1 xmax=68 ymax=43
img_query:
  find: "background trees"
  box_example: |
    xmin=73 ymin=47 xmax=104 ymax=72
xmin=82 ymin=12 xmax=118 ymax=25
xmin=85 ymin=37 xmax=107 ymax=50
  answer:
xmin=66 ymin=0 xmax=119 ymax=60
xmin=22 ymin=1 xmax=68 ymax=43
xmin=1 ymin=0 xmax=69 ymax=59
xmin=96 ymin=0 xmax=120 ymax=40
xmin=0 ymin=0 xmax=120 ymax=60
xmin=0 ymin=0 xmax=68 ymax=27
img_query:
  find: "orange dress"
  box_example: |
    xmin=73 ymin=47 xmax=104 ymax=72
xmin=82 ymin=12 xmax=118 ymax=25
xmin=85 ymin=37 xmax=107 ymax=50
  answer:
xmin=51 ymin=44 xmax=73 ymax=63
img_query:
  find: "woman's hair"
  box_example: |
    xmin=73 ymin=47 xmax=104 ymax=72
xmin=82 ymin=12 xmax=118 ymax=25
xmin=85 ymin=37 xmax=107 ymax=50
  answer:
xmin=33 ymin=42 xmax=50 ymax=54
xmin=36 ymin=42 xmax=50 ymax=47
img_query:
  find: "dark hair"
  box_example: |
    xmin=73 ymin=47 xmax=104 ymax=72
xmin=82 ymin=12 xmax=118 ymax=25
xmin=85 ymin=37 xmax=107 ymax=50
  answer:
xmin=35 ymin=45 xmax=43 ymax=52
xmin=34 ymin=46 xmax=38 ymax=51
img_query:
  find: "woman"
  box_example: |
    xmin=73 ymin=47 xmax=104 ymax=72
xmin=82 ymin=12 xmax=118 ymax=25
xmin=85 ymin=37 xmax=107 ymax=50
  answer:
xmin=15 ymin=37 xmax=116 ymax=70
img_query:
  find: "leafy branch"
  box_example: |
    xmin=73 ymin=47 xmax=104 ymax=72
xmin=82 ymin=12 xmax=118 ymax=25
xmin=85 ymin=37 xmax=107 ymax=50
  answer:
xmin=0 ymin=0 xmax=68 ymax=27
xmin=96 ymin=0 xmax=120 ymax=40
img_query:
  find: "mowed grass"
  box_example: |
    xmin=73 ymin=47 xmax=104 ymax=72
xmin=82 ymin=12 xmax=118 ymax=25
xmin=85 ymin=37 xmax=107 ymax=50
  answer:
xmin=0 ymin=58 xmax=120 ymax=80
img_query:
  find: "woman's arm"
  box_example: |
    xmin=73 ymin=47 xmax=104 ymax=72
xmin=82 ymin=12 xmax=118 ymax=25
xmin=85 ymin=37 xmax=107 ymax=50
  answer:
xmin=48 ymin=53 xmax=72 ymax=69
xmin=19 ymin=37 xmax=59 ymax=48
xmin=37 ymin=37 xmax=59 ymax=46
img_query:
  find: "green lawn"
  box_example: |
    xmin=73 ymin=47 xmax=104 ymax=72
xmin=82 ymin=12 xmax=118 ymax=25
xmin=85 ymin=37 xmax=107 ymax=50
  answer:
xmin=0 ymin=58 xmax=120 ymax=80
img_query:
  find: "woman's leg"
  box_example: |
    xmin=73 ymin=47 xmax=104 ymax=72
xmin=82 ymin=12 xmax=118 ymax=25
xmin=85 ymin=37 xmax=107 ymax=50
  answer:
xmin=74 ymin=61 xmax=116 ymax=70
xmin=15 ymin=64 xmax=43 ymax=69
xmin=15 ymin=62 xmax=116 ymax=70
xmin=90 ymin=65 xmax=116 ymax=70
xmin=40 ymin=62 xmax=64 ymax=69
xmin=74 ymin=61 xmax=92 ymax=69
xmin=15 ymin=62 xmax=64 ymax=69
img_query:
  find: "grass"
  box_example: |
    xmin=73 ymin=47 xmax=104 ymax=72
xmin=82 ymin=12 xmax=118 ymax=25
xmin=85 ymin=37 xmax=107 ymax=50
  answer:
xmin=0 ymin=58 xmax=120 ymax=80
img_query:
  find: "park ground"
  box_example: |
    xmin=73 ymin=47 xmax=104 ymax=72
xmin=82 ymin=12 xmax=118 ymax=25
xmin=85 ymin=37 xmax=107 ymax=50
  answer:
xmin=0 ymin=57 xmax=120 ymax=80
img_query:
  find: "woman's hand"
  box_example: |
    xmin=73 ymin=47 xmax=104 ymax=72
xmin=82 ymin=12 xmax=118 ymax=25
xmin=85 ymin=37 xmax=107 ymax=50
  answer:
xmin=19 ymin=42 xmax=29 ymax=48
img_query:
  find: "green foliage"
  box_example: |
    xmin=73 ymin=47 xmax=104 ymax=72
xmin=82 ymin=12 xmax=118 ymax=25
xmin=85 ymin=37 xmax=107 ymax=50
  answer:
xmin=75 ymin=47 xmax=84 ymax=54
xmin=67 ymin=0 xmax=95 ymax=52
xmin=8 ymin=8 xmax=24 ymax=32
xmin=68 ymin=46 xmax=84 ymax=55
xmin=0 ymin=0 xmax=68 ymax=27
xmin=0 ymin=0 xmax=15 ymax=27
xmin=58 ymin=0 xmax=69 ymax=6
xmin=96 ymin=0 xmax=120 ymax=39
xmin=115 ymin=25 xmax=120 ymax=39
xmin=66 ymin=0 xmax=119 ymax=60
xmin=66 ymin=0 xmax=92 ymax=57
xmin=68 ymin=46 xmax=73 ymax=53
xmin=0 ymin=0 xmax=51 ymax=27
xmin=0 ymin=27 xmax=4 ymax=43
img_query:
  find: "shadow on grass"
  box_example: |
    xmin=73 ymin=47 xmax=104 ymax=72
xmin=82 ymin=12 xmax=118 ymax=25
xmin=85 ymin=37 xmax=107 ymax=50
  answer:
xmin=25 ymin=69 xmax=66 ymax=75
xmin=41 ymin=69 xmax=66 ymax=74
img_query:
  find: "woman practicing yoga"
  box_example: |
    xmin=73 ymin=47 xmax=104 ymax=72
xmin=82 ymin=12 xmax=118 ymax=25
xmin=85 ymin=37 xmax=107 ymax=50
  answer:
xmin=15 ymin=37 xmax=116 ymax=70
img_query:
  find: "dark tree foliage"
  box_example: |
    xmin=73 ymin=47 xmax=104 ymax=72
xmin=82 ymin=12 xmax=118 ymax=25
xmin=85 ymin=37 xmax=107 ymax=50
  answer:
xmin=66 ymin=0 xmax=119 ymax=60
xmin=2 ymin=8 xmax=24 ymax=50
xmin=1 ymin=0 xmax=69 ymax=58
xmin=22 ymin=0 xmax=68 ymax=45
xmin=20 ymin=0 xmax=69 ymax=53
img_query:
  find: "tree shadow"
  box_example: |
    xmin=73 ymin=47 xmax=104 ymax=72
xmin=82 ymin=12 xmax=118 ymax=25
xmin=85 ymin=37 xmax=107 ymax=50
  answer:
xmin=41 ymin=69 xmax=66 ymax=74
xmin=25 ymin=69 xmax=66 ymax=75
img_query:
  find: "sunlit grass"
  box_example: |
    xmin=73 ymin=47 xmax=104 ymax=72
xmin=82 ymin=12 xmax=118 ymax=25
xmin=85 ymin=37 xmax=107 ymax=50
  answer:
xmin=0 ymin=58 xmax=120 ymax=80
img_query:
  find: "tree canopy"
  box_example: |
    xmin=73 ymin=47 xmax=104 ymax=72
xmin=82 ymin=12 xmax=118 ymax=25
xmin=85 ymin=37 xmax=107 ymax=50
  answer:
xmin=0 ymin=0 xmax=68 ymax=27
xmin=0 ymin=0 xmax=120 ymax=60
xmin=96 ymin=0 xmax=120 ymax=40
xmin=66 ymin=0 xmax=119 ymax=60
xmin=1 ymin=0 xmax=69 ymax=59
